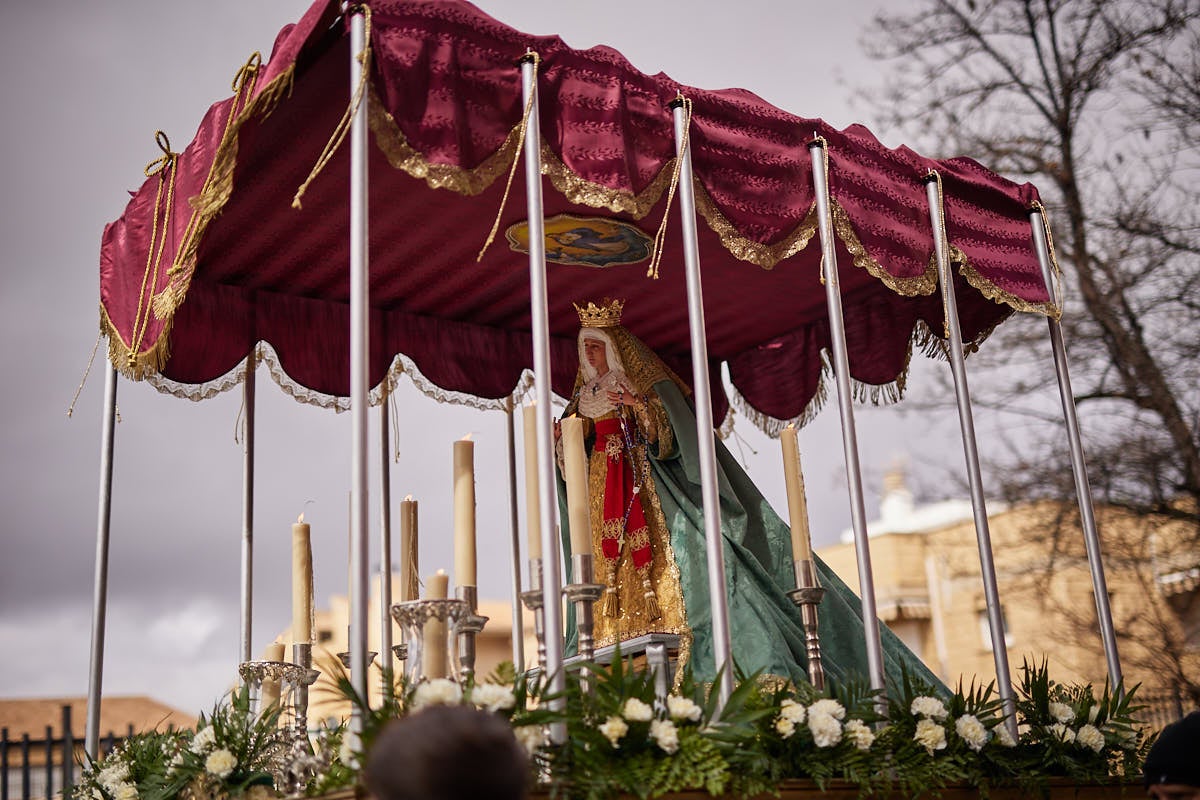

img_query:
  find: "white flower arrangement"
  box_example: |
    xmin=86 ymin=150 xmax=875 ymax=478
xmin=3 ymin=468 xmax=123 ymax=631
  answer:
xmin=954 ymin=714 xmax=989 ymax=752
xmin=809 ymin=698 xmax=846 ymax=721
xmin=914 ymin=717 xmax=948 ymax=755
xmin=844 ymin=718 xmax=874 ymax=751
xmin=621 ymin=697 xmax=654 ymax=722
xmin=470 ymin=682 xmax=516 ymax=713
xmin=1076 ymin=723 xmax=1105 ymax=753
xmin=995 ymin=722 xmax=1018 ymax=747
xmin=778 ymin=698 xmax=806 ymax=724
xmin=807 ymin=711 xmax=844 ymax=748
xmin=599 ymin=715 xmax=629 ymax=747
xmin=203 ymin=749 xmax=237 ymax=779
xmin=1048 ymin=722 xmax=1076 ymax=743
xmin=649 ymin=719 xmax=680 ymax=754
xmin=665 ymin=694 xmax=702 ymax=722
xmin=910 ymin=695 xmax=949 ymax=720
xmin=775 ymin=717 xmax=797 ymax=738
xmin=1049 ymin=701 xmax=1075 ymax=724
xmin=189 ymin=726 xmax=216 ymax=753
xmin=411 ymin=678 xmax=463 ymax=709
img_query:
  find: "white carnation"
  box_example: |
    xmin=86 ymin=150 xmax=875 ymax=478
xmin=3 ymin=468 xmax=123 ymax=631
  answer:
xmin=621 ymin=697 xmax=654 ymax=722
xmin=914 ymin=718 xmax=947 ymax=755
xmin=775 ymin=717 xmax=796 ymax=739
xmin=808 ymin=711 xmax=843 ymax=748
xmin=954 ymin=714 xmax=989 ymax=752
xmin=910 ymin=695 xmax=949 ymax=720
xmin=599 ymin=715 xmax=628 ymax=747
xmin=1076 ymin=723 xmax=1105 ymax=752
xmin=98 ymin=763 xmax=131 ymax=793
xmin=778 ymin=698 xmax=806 ymax=723
xmin=190 ymin=726 xmax=216 ymax=753
xmin=809 ymin=698 xmax=846 ymax=720
xmin=995 ymin=723 xmax=1017 ymax=748
xmin=666 ymin=695 xmax=702 ymax=722
xmin=204 ymin=748 xmax=237 ymax=779
xmin=1049 ymin=701 xmax=1075 ymax=724
xmin=844 ymin=719 xmax=874 ymax=750
xmin=513 ymin=724 xmax=547 ymax=754
xmin=113 ymin=783 xmax=138 ymax=800
xmin=1049 ymin=722 xmax=1076 ymax=743
xmin=412 ymin=678 xmax=463 ymax=709
xmin=650 ymin=719 xmax=680 ymax=754
xmin=1088 ymin=706 xmax=1099 ymax=723
xmin=470 ymin=683 xmax=516 ymax=713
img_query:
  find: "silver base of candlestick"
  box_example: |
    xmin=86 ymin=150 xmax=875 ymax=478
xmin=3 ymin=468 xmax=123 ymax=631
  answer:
xmin=280 ymin=643 xmax=321 ymax=796
xmin=563 ymin=553 xmax=605 ymax=664
xmin=336 ymin=650 xmax=378 ymax=669
xmin=455 ymin=585 xmax=489 ymax=684
xmin=391 ymin=598 xmax=470 ymax=684
xmin=787 ymin=558 xmax=827 ymax=691
xmin=520 ymin=558 xmax=547 ymax=672
xmin=238 ymin=660 xmax=307 ymax=716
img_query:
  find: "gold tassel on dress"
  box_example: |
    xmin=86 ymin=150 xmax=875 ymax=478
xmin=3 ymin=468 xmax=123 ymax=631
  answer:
xmin=601 ymin=562 xmax=620 ymax=617
xmin=642 ymin=576 xmax=661 ymax=621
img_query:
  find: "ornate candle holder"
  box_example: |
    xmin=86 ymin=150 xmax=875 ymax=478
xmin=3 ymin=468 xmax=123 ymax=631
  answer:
xmin=787 ymin=559 xmax=827 ymax=691
xmin=390 ymin=598 xmax=470 ymax=684
xmin=277 ymin=642 xmax=322 ymax=796
xmin=562 ymin=553 xmax=605 ymax=662
xmin=519 ymin=558 xmax=547 ymax=671
xmin=336 ymin=650 xmax=378 ymax=669
xmin=237 ymin=660 xmax=307 ymax=717
xmin=455 ymin=585 xmax=490 ymax=684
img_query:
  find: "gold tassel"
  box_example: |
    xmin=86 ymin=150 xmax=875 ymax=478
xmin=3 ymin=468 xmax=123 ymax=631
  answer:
xmin=645 ymin=94 xmax=691 ymax=279
xmin=642 ymin=576 xmax=661 ymax=621
xmin=602 ymin=586 xmax=619 ymax=618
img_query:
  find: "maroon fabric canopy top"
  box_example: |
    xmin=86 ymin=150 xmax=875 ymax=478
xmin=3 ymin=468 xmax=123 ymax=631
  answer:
xmin=99 ymin=0 xmax=1055 ymax=430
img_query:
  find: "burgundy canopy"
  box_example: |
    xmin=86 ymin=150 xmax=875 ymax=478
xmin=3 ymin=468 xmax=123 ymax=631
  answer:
xmin=99 ymin=0 xmax=1055 ymax=430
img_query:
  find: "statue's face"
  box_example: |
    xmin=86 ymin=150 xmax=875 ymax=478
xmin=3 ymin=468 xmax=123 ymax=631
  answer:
xmin=583 ymin=337 xmax=610 ymax=375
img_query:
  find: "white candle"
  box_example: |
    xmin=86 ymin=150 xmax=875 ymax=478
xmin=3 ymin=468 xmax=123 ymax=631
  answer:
xmin=453 ymin=437 xmax=477 ymax=586
xmin=422 ymin=569 xmax=450 ymax=679
xmin=780 ymin=425 xmax=813 ymax=561
xmin=522 ymin=404 xmax=542 ymax=560
xmin=291 ymin=514 xmax=313 ymax=643
xmin=561 ymin=416 xmax=593 ymax=559
xmin=400 ymin=496 xmax=419 ymax=602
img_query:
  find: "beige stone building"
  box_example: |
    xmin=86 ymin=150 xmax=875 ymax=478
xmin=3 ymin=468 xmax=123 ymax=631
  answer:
xmin=818 ymin=470 xmax=1199 ymax=723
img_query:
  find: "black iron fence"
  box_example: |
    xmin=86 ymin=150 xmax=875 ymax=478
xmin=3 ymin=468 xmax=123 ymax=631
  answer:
xmin=1 ymin=706 xmax=129 ymax=800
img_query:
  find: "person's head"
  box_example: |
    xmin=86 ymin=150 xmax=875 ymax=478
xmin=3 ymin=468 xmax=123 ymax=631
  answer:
xmin=363 ymin=705 xmax=529 ymax=800
xmin=1145 ymin=712 xmax=1200 ymax=800
xmin=578 ymin=328 xmax=624 ymax=380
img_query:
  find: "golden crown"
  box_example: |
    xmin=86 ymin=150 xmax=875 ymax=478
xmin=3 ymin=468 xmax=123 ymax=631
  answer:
xmin=574 ymin=298 xmax=624 ymax=328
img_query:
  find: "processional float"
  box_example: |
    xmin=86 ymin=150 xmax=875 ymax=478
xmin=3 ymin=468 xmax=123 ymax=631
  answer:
xmin=87 ymin=0 xmax=1123 ymax=758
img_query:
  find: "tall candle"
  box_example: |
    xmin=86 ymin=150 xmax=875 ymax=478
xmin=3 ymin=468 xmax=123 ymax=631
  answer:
xmin=561 ymin=416 xmax=593 ymax=559
xmin=453 ymin=437 xmax=477 ymax=586
xmin=400 ymin=496 xmax=419 ymax=602
xmin=522 ymin=404 xmax=542 ymax=560
xmin=422 ymin=569 xmax=450 ymax=679
xmin=291 ymin=514 xmax=313 ymax=643
xmin=780 ymin=425 xmax=813 ymax=561
xmin=261 ymin=641 xmax=285 ymax=710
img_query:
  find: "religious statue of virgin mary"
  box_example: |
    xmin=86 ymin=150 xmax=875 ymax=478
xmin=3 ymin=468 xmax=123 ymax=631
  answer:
xmin=556 ymin=298 xmax=940 ymax=690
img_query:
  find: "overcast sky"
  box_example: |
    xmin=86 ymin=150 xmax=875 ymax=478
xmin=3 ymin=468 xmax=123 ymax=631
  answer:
xmin=0 ymin=0 xmax=967 ymax=716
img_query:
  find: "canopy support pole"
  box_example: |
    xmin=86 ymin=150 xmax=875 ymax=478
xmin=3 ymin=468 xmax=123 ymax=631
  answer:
xmin=1029 ymin=209 xmax=1123 ymax=691
xmin=240 ymin=350 xmax=256 ymax=664
xmin=924 ymin=177 xmax=1017 ymax=738
xmin=671 ymin=99 xmax=733 ymax=707
xmin=807 ymin=139 xmax=886 ymax=698
xmin=505 ymin=397 xmax=526 ymax=670
xmin=521 ymin=54 xmax=566 ymax=741
xmin=379 ymin=400 xmax=393 ymax=699
xmin=348 ymin=8 xmax=371 ymax=728
xmin=85 ymin=365 xmax=117 ymax=758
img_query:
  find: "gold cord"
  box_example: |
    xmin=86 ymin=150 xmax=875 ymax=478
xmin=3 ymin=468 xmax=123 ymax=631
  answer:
xmin=926 ymin=170 xmax=954 ymax=339
xmin=67 ymin=332 xmax=103 ymax=418
xmin=128 ymin=131 xmax=178 ymax=366
xmin=292 ymin=5 xmax=373 ymax=210
xmin=1030 ymin=200 xmax=1065 ymax=313
xmin=645 ymin=94 xmax=691 ymax=279
xmin=477 ymin=51 xmax=540 ymax=262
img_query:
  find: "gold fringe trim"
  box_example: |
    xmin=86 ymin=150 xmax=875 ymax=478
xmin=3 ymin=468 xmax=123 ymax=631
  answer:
xmin=692 ymin=183 xmax=819 ymax=270
xmin=541 ymin=145 xmax=676 ymax=219
xmin=831 ymin=201 xmax=938 ymax=297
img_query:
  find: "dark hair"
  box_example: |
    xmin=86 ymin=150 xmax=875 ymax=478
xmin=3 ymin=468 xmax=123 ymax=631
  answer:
xmin=1144 ymin=712 xmax=1200 ymax=788
xmin=363 ymin=705 xmax=530 ymax=800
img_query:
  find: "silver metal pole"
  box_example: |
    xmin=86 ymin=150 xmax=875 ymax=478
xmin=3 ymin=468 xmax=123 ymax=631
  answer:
xmin=505 ymin=397 xmax=526 ymax=670
xmin=807 ymin=140 xmax=886 ymax=696
xmin=240 ymin=350 xmax=256 ymax=664
xmin=348 ymin=9 xmax=371 ymax=725
xmin=379 ymin=401 xmax=394 ymax=691
xmin=671 ymin=100 xmax=733 ymax=706
xmin=521 ymin=55 xmax=566 ymax=740
xmin=925 ymin=177 xmax=1017 ymax=736
xmin=1029 ymin=209 xmax=1123 ymax=689
xmin=85 ymin=365 xmax=117 ymax=758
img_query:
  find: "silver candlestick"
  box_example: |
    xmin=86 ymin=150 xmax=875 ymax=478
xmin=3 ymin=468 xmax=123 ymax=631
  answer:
xmin=455 ymin=585 xmax=489 ymax=684
xmin=237 ymin=660 xmax=306 ymax=717
xmin=562 ymin=553 xmax=605 ymax=663
xmin=519 ymin=558 xmax=547 ymax=671
xmin=787 ymin=558 xmax=827 ymax=691
xmin=390 ymin=598 xmax=470 ymax=684
xmin=280 ymin=642 xmax=321 ymax=796
xmin=336 ymin=650 xmax=378 ymax=669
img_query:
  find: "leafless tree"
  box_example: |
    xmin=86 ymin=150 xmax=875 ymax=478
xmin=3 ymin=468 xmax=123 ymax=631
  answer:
xmin=864 ymin=0 xmax=1199 ymax=703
